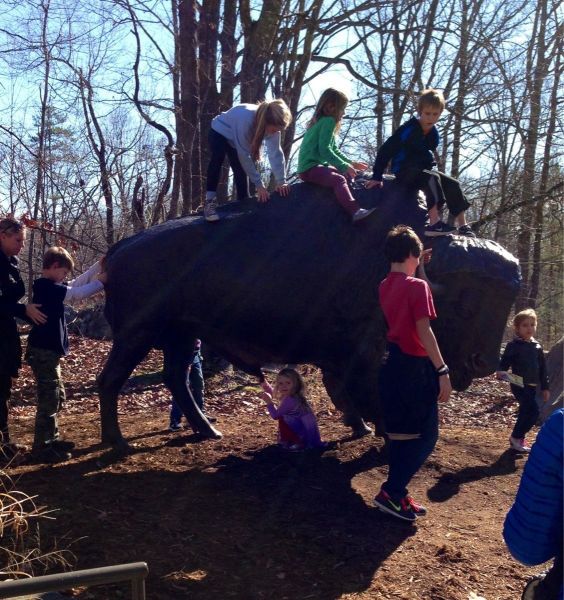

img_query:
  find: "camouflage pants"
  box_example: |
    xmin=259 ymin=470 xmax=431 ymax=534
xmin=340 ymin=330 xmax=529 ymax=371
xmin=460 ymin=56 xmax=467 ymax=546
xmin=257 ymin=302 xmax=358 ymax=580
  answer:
xmin=26 ymin=347 xmax=66 ymax=448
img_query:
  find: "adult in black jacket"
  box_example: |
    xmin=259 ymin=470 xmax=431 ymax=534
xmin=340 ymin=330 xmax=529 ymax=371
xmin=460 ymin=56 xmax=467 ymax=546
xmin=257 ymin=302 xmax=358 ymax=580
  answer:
xmin=0 ymin=218 xmax=46 ymax=454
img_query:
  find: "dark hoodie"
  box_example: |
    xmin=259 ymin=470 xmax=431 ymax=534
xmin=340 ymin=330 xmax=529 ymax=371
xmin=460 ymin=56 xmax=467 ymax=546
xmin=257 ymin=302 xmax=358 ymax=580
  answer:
xmin=499 ymin=337 xmax=550 ymax=389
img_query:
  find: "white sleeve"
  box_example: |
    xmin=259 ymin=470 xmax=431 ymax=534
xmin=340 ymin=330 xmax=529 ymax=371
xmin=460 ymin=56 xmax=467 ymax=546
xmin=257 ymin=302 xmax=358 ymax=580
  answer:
xmin=265 ymin=131 xmax=287 ymax=184
xmin=64 ymin=279 xmax=103 ymax=303
xmin=67 ymin=261 xmax=102 ymax=288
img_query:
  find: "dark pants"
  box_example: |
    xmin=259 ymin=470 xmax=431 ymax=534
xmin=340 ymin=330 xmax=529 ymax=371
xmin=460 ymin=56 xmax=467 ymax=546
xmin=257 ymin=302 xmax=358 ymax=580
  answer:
xmin=0 ymin=372 xmax=12 ymax=443
xmin=206 ymin=128 xmax=249 ymax=200
xmin=379 ymin=344 xmax=439 ymax=501
xmin=511 ymin=385 xmax=539 ymax=439
xmin=397 ymin=168 xmax=470 ymax=217
xmin=299 ymin=166 xmax=360 ymax=216
xmin=170 ymin=352 xmax=205 ymax=425
xmin=26 ymin=347 xmax=66 ymax=448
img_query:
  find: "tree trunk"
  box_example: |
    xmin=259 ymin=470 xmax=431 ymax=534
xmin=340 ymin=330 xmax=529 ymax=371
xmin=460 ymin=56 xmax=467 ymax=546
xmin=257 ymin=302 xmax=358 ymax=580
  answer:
xmin=168 ymin=0 xmax=182 ymax=220
xmin=239 ymin=0 xmax=283 ymax=102
xmin=515 ymin=0 xmax=550 ymax=310
xmin=28 ymin=0 xmax=51 ymax=286
xmin=529 ymin=37 xmax=561 ymax=306
xmin=178 ymin=0 xmax=200 ymax=216
xmin=198 ymin=0 xmax=220 ymax=204
xmin=131 ymin=176 xmax=145 ymax=232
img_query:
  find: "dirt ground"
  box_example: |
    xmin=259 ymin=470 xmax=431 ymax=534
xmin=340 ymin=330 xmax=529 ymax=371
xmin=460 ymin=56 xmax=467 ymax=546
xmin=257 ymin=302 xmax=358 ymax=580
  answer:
xmin=3 ymin=335 xmax=553 ymax=600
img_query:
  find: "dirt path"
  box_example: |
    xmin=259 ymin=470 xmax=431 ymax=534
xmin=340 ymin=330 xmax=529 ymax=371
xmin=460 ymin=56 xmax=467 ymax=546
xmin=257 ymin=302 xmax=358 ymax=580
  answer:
xmin=4 ymin=337 xmax=550 ymax=599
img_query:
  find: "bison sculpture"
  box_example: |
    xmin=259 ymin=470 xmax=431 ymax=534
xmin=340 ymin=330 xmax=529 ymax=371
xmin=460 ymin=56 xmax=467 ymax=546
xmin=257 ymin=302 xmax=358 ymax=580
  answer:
xmin=98 ymin=181 xmax=520 ymax=451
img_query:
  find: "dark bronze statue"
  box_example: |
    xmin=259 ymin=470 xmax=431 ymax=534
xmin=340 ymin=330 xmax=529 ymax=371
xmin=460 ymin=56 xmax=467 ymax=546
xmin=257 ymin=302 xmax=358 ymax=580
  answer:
xmin=98 ymin=182 xmax=520 ymax=451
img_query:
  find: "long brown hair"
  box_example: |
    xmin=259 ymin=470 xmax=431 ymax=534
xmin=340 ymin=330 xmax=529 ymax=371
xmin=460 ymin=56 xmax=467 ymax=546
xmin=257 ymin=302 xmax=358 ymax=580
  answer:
xmin=248 ymin=99 xmax=292 ymax=161
xmin=277 ymin=368 xmax=312 ymax=413
xmin=307 ymin=88 xmax=349 ymax=132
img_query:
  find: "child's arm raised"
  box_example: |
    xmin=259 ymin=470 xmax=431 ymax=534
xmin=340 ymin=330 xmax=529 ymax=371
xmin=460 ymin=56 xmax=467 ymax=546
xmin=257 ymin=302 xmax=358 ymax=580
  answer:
xmin=64 ymin=261 xmax=104 ymax=303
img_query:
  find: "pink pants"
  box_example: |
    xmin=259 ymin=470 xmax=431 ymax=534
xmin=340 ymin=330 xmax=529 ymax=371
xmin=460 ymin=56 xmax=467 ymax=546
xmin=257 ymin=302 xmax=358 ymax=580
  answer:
xmin=299 ymin=166 xmax=360 ymax=216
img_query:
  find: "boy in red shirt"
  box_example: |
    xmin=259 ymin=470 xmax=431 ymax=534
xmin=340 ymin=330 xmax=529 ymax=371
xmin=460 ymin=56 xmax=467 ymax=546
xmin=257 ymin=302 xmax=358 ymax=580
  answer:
xmin=374 ymin=225 xmax=452 ymax=522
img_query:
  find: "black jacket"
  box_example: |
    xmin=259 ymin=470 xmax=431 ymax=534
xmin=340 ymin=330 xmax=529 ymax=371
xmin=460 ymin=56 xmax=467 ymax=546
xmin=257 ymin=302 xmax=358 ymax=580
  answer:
xmin=0 ymin=251 xmax=27 ymax=376
xmin=499 ymin=337 xmax=550 ymax=390
xmin=372 ymin=117 xmax=439 ymax=181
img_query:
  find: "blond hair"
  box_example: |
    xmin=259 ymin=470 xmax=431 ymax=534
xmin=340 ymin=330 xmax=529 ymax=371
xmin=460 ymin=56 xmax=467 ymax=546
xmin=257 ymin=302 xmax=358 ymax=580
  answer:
xmin=417 ymin=88 xmax=445 ymax=113
xmin=308 ymin=88 xmax=349 ymax=132
xmin=277 ymin=368 xmax=312 ymax=413
xmin=42 ymin=246 xmax=74 ymax=272
xmin=249 ymin=99 xmax=292 ymax=161
xmin=513 ymin=308 xmax=537 ymax=329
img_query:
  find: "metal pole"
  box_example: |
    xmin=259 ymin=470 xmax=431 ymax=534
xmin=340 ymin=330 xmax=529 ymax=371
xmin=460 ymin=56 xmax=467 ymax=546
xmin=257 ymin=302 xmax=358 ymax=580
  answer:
xmin=0 ymin=562 xmax=148 ymax=599
xmin=131 ymin=576 xmax=146 ymax=600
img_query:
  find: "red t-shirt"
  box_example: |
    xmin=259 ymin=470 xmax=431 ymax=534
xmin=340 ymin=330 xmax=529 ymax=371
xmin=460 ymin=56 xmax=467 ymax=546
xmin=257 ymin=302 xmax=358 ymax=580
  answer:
xmin=379 ymin=271 xmax=436 ymax=357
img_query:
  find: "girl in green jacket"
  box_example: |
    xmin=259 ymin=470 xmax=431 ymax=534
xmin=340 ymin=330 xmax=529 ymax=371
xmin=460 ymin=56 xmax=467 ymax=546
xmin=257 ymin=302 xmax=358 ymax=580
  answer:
xmin=298 ymin=88 xmax=374 ymax=223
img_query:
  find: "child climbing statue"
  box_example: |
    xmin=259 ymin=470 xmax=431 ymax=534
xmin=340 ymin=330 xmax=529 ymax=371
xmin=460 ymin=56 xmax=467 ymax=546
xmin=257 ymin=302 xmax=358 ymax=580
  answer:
xmin=298 ymin=88 xmax=375 ymax=223
xmin=204 ymin=99 xmax=293 ymax=222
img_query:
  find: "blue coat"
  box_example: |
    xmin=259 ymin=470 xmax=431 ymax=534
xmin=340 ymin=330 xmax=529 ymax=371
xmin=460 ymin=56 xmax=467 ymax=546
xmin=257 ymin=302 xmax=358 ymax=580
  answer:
xmin=504 ymin=408 xmax=563 ymax=598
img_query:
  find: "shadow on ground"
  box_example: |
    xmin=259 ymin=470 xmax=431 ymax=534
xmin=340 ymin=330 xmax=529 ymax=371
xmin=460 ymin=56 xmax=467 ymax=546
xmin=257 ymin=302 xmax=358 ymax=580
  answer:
xmin=427 ymin=448 xmax=520 ymax=502
xmin=14 ymin=442 xmax=415 ymax=599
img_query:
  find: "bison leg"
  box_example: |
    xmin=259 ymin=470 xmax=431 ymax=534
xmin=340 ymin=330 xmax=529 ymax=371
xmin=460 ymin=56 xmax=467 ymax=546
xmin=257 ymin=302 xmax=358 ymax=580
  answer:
xmin=98 ymin=335 xmax=153 ymax=451
xmin=162 ymin=339 xmax=222 ymax=440
xmin=321 ymin=369 xmax=374 ymax=437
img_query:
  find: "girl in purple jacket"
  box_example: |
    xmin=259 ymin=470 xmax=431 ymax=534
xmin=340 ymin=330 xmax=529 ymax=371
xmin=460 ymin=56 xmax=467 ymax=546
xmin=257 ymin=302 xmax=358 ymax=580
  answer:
xmin=261 ymin=368 xmax=324 ymax=450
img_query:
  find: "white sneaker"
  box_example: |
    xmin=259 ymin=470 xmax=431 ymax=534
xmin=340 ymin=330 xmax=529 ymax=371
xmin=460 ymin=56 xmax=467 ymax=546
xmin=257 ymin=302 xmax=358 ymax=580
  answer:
xmin=204 ymin=198 xmax=220 ymax=222
xmin=352 ymin=207 xmax=376 ymax=223
xmin=509 ymin=436 xmax=531 ymax=452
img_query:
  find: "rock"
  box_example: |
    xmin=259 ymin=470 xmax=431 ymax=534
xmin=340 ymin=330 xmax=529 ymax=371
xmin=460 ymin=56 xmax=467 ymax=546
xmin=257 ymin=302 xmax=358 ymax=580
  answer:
xmin=67 ymin=304 xmax=112 ymax=340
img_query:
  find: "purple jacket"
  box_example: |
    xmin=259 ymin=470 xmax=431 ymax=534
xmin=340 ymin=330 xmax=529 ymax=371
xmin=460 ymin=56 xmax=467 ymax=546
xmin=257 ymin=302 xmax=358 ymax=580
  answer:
xmin=267 ymin=395 xmax=323 ymax=448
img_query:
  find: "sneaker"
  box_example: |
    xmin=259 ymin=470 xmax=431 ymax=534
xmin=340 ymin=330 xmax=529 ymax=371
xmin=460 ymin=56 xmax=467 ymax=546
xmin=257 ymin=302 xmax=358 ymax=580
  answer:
xmin=457 ymin=224 xmax=477 ymax=238
xmin=509 ymin=436 xmax=531 ymax=452
xmin=204 ymin=198 xmax=220 ymax=222
xmin=51 ymin=439 xmax=75 ymax=451
xmin=373 ymin=489 xmax=416 ymax=522
xmin=352 ymin=207 xmax=376 ymax=223
xmin=169 ymin=422 xmax=184 ymax=432
xmin=424 ymin=221 xmax=457 ymax=237
xmin=405 ymin=495 xmax=428 ymax=517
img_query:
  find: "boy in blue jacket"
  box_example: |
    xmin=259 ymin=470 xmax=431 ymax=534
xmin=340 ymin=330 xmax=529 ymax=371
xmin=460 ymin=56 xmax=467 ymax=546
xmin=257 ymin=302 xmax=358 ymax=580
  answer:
xmin=366 ymin=88 xmax=475 ymax=237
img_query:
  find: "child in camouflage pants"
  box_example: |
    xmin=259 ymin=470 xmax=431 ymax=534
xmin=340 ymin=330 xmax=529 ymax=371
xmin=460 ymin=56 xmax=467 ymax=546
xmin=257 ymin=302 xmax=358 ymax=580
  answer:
xmin=26 ymin=247 xmax=103 ymax=463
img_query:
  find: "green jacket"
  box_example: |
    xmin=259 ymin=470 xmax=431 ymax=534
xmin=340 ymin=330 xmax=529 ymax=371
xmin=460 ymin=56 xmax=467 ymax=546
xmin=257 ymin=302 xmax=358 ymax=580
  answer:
xmin=297 ymin=116 xmax=351 ymax=174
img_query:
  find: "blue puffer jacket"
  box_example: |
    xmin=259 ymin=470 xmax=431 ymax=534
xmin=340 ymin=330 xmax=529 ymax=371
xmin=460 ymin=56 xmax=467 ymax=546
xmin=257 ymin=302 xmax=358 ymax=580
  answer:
xmin=503 ymin=408 xmax=563 ymax=599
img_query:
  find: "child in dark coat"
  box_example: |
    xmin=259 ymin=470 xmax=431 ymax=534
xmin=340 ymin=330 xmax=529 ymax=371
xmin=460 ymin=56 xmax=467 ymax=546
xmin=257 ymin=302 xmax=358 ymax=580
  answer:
xmin=27 ymin=247 xmax=104 ymax=463
xmin=497 ymin=308 xmax=550 ymax=452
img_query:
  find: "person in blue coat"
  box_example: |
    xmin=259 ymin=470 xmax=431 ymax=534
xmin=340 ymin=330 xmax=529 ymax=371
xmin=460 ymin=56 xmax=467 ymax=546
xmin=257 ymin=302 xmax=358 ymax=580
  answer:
xmin=503 ymin=408 xmax=563 ymax=600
